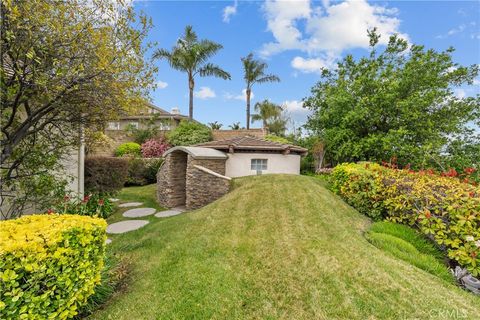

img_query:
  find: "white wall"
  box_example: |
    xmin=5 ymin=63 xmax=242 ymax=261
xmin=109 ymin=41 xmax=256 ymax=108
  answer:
xmin=225 ymin=152 xmax=301 ymax=178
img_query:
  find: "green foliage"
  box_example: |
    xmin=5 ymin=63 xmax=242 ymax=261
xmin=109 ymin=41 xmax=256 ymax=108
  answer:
xmin=1 ymin=0 xmax=155 ymax=218
xmin=251 ymin=100 xmax=287 ymax=135
xmin=126 ymin=158 xmax=163 ymax=186
xmin=115 ymin=142 xmax=142 ymax=157
xmin=331 ymin=163 xmax=480 ymax=275
xmin=153 ymin=25 xmax=230 ymax=119
xmin=241 ymin=53 xmax=280 ymax=129
xmin=366 ymin=222 xmax=453 ymax=283
xmin=229 ymin=122 xmax=242 ymax=130
xmin=167 ymin=120 xmax=212 ymax=146
xmin=264 ymin=135 xmax=290 ymax=144
xmin=304 ymin=29 xmax=479 ymax=168
xmin=125 ymin=124 xmax=159 ymax=145
xmin=0 ymin=214 xmax=107 ymax=319
xmin=52 ymin=194 xmax=114 ymax=219
xmin=208 ymin=121 xmax=223 ymax=130
xmin=85 ymin=157 xmax=129 ymax=194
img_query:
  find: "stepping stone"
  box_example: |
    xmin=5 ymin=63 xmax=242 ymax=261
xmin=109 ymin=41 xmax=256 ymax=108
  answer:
xmin=155 ymin=207 xmax=186 ymax=218
xmin=109 ymin=198 xmax=119 ymax=202
xmin=106 ymin=220 xmax=149 ymax=234
xmin=123 ymin=207 xmax=156 ymax=218
xmin=118 ymin=202 xmax=143 ymax=208
xmin=105 ymin=238 xmax=112 ymax=245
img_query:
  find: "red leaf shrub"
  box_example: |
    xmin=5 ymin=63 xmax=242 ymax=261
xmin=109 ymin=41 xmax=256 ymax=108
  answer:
xmin=141 ymin=139 xmax=169 ymax=158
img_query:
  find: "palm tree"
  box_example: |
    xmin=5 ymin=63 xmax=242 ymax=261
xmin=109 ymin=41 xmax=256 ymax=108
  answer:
xmin=251 ymin=100 xmax=282 ymax=130
xmin=229 ymin=122 xmax=241 ymax=130
xmin=241 ymin=53 xmax=280 ymax=129
xmin=208 ymin=121 xmax=223 ymax=130
xmin=153 ymin=26 xmax=231 ymax=119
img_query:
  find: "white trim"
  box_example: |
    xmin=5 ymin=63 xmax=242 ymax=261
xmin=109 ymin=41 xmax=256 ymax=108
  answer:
xmin=193 ymin=165 xmax=231 ymax=180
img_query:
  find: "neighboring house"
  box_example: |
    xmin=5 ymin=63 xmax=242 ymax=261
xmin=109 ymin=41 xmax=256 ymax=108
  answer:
xmin=212 ymin=128 xmax=266 ymax=140
xmin=157 ymin=136 xmax=307 ymax=210
xmin=95 ymin=103 xmax=189 ymax=156
xmin=106 ymin=103 xmax=188 ymax=132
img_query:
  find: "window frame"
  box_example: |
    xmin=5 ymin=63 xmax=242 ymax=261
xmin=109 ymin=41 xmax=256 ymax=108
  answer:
xmin=107 ymin=121 xmax=120 ymax=130
xmin=251 ymin=158 xmax=268 ymax=171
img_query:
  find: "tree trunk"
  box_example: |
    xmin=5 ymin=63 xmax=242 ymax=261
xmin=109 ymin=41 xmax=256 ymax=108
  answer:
xmin=188 ymin=74 xmax=194 ymax=119
xmin=246 ymin=88 xmax=251 ymax=130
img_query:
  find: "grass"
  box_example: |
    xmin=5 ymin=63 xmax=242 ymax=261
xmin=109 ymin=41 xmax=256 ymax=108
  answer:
xmin=90 ymin=175 xmax=480 ymax=319
xmin=366 ymin=222 xmax=454 ymax=283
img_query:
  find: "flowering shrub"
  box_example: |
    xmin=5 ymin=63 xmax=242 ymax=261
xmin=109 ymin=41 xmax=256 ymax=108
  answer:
xmin=51 ymin=194 xmax=113 ymax=218
xmin=331 ymin=163 xmax=480 ymax=275
xmin=115 ymin=142 xmax=141 ymax=157
xmin=141 ymin=138 xmax=169 ymax=158
xmin=0 ymin=214 xmax=106 ymax=319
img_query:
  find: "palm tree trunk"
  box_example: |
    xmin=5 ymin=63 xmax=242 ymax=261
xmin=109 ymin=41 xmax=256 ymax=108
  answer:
xmin=188 ymin=74 xmax=194 ymax=119
xmin=246 ymin=88 xmax=251 ymax=130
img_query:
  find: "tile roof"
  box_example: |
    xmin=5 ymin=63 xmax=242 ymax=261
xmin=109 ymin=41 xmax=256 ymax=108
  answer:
xmin=195 ymin=136 xmax=308 ymax=155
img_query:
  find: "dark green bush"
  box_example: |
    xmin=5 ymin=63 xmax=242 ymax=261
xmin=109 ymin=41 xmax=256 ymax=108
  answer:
xmin=167 ymin=120 xmax=212 ymax=146
xmin=126 ymin=157 xmax=163 ymax=186
xmin=85 ymin=157 xmax=128 ymax=194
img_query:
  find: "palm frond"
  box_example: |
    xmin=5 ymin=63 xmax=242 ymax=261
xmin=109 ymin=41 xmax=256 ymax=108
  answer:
xmin=256 ymin=74 xmax=281 ymax=84
xmin=198 ymin=63 xmax=231 ymax=80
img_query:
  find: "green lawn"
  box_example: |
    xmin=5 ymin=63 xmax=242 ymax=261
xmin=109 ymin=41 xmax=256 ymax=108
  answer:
xmin=92 ymin=175 xmax=480 ymax=319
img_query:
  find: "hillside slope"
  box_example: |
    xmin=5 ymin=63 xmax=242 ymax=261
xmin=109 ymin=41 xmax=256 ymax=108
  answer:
xmin=92 ymin=175 xmax=480 ymax=319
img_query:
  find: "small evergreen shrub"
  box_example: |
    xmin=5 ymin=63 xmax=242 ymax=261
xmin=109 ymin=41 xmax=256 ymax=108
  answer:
xmin=0 ymin=214 xmax=107 ymax=319
xmin=330 ymin=163 xmax=480 ymax=276
xmin=115 ymin=142 xmax=141 ymax=157
xmin=167 ymin=120 xmax=212 ymax=146
xmin=85 ymin=157 xmax=128 ymax=194
xmin=141 ymin=138 xmax=169 ymax=158
xmin=126 ymin=158 xmax=163 ymax=186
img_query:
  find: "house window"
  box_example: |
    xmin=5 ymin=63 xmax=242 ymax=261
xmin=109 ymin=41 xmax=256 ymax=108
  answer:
xmin=251 ymin=159 xmax=268 ymax=171
xmin=130 ymin=122 xmax=139 ymax=129
xmin=107 ymin=122 xmax=120 ymax=130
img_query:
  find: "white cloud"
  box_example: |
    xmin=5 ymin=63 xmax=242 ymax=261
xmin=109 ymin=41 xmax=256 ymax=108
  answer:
xmin=194 ymin=86 xmax=216 ymax=99
xmin=454 ymin=88 xmax=466 ymax=99
xmin=261 ymin=0 xmax=407 ymax=57
xmin=156 ymin=80 xmax=168 ymax=89
xmin=473 ymin=78 xmax=480 ymax=86
xmin=291 ymin=55 xmax=335 ymax=73
xmin=282 ymin=100 xmax=311 ymax=123
xmin=224 ymin=89 xmax=254 ymax=101
xmin=223 ymin=0 xmax=238 ymax=23
xmin=436 ymin=24 xmax=466 ymax=39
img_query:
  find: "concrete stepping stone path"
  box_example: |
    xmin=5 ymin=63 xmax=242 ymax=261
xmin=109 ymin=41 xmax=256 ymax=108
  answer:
xmin=107 ymin=220 xmax=149 ymax=234
xmin=155 ymin=207 xmax=186 ymax=218
xmin=118 ymin=202 xmax=143 ymax=208
xmin=123 ymin=207 xmax=156 ymax=218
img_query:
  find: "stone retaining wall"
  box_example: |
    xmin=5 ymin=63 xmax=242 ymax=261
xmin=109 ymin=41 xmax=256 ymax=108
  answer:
xmin=157 ymin=151 xmax=230 ymax=210
xmin=157 ymin=151 xmax=187 ymax=208
xmin=186 ymin=157 xmax=229 ymax=209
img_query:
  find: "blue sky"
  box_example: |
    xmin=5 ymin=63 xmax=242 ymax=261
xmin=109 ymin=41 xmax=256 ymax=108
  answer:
xmin=134 ymin=0 xmax=480 ymax=130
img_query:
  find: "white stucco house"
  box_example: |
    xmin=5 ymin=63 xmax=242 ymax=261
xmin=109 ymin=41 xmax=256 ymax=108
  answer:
xmin=195 ymin=136 xmax=308 ymax=177
xmin=157 ymin=136 xmax=308 ymax=209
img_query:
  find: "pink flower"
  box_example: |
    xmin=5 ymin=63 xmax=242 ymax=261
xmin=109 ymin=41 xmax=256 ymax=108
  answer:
xmin=98 ymin=199 xmax=104 ymax=206
xmin=83 ymin=195 xmax=91 ymax=203
xmin=141 ymin=139 xmax=170 ymax=158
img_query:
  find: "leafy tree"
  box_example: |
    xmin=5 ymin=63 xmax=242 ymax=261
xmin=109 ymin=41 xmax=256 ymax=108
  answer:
xmin=229 ymin=122 xmax=242 ymax=130
xmin=208 ymin=121 xmax=223 ymax=130
xmin=1 ymin=0 xmax=155 ymax=218
xmin=251 ymin=99 xmax=288 ymax=136
xmin=154 ymin=26 xmax=231 ymax=119
xmin=241 ymin=53 xmax=280 ymax=129
xmin=304 ymin=29 xmax=479 ymax=168
xmin=167 ymin=120 xmax=212 ymax=146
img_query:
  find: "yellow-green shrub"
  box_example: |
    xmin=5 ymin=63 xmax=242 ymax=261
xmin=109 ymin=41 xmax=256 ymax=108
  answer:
xmin=331 ymin=163 xmax=480 ymax=275
xmin=0 ymin=214 xmax=107 ymax=319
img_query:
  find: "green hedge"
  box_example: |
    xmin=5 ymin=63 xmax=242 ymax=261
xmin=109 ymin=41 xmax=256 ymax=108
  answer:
xmin=0 ymin=214 xmax=107 ymax=319
xmin=115 ymin=142 xmax=141 ymax=157
xmin=126 ymin=157 xmax=163 ymax=186
xmin=330 ymin=163 xmax=480 ymax=276
xmin=85 ymin=157 xmax=129 ymax=194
